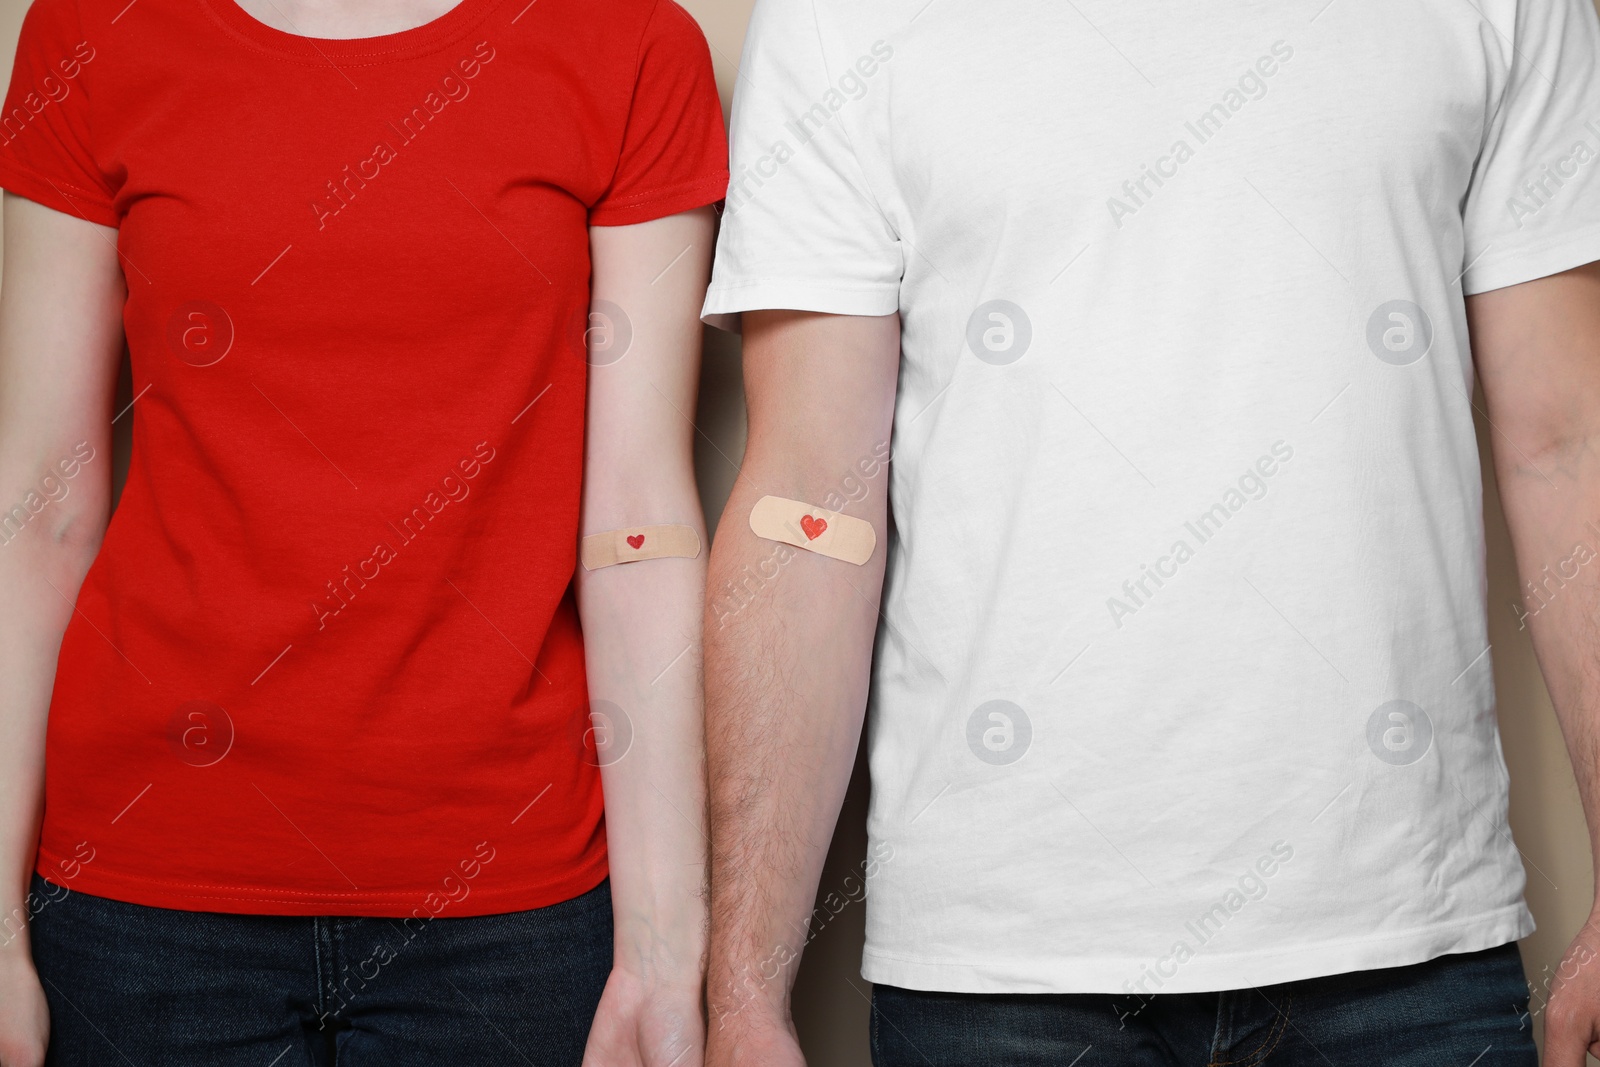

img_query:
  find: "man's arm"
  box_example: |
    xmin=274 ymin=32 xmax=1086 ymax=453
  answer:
xmin=577 ymin=207 xmax=717 ymax=1067
xmin=0 ymin=194 xmax=125 ymax=1067
xmin=703 ymin=310 xmax=900 ymax=1066
xmin=1471 ymin=260 xmax=1600 ymax=1065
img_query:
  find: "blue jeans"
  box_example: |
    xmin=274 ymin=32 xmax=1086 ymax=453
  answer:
xmin=871 ymin=943 xmax=1537 ymax=1066
xmin=29 ymin=873 xmax=612 ymax=1066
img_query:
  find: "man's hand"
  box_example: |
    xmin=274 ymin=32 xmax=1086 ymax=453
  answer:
xmin=583 ymin=966 xmax=704 ymax=1067
xmin=1472 ymin=260 xmax=1600 ymax=1064
xmin=1545 ymin=914 xmax=1600 ymax=1065
xmin=0 ymin=947 xmax=47 ymax=1067
xmin=702 ymin=310 xmax=901 ymax=1067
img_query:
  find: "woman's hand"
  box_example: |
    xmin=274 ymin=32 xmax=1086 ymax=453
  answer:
xmin=0 ymin=947 xmax=48 ymax=1067
xmin=583 ymin=964 xmax=703 ymax=1067
xmin=575 ymin=208 xmax=717 ymax=1067
xmin=0 ymin=196 xmax=125 ymax=1067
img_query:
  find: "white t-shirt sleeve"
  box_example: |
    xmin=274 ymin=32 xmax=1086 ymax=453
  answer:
xmin=1461 ymin=0 xmax=1600 ymax=295
xmin=701 ymin=0 xmax=902 ymax=331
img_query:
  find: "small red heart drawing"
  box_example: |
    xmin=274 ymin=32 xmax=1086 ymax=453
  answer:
xmin=626 ymin=534 xmax=645 ymax=549
xmin=800 ymin=515 xmax=827 ymax=541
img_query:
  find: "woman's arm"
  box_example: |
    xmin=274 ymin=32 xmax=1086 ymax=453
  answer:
xmin=0 ymin=194 xmax=124 ymax=1067
xmin=577 ymin=205 xmax=716 ymax=1067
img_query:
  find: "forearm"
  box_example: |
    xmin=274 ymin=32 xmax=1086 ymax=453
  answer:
xmin=577 ymin=465 xmax=709 ymax=980
xmin=1499 ymin=436 xmax=1600 ymax=880
xmin=0 ymin=199 xmax=122 ymax=956
xmin=703 ymin=311 xmax=899 ymax=1030
xmin=579 ymin=208 xmax=720 ymax=991
xmin=703 ymin=467 xmax=885 ymax=1027
xmin=0 ymin=464 xmax=104 ymax=954
xmin=1473 ymin=265 xmax=1600 ymax=890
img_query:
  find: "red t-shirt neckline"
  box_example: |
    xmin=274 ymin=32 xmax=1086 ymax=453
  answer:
xmin=202 ymin=0 xmax=508 ymax=62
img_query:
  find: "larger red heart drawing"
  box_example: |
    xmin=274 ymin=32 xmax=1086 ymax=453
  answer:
xmin=800 ymin=515 xmax=827 ymax=541
xmin=626 ymin=534 xmax=645 ymax=549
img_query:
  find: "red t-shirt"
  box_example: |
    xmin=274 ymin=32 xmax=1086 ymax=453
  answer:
xmin=0 ymin=0 xmax=727 ymax=915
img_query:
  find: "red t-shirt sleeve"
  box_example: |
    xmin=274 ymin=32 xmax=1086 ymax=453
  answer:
xmin=589 ymin=0 xmax=728 ymax=226
xmin=0 ymin=0 xmax=116 ymax=226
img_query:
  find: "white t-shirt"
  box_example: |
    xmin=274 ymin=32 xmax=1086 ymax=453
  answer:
xmin=704 ymin=0 xmax=1600 ymax=994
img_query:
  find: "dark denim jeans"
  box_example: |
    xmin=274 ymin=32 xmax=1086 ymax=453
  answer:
xmin=29 ymin=873 xmax=611 ymax=1066
xmin=872 ymin=943 xmax=1537 ymax=1066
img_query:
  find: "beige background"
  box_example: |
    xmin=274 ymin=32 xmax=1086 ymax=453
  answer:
xmin=0 ymin=0 xmax=1592 ymax=1062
